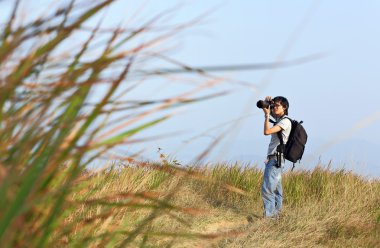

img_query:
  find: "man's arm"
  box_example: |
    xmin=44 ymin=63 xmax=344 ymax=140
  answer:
xmin=263 ymin=116 xmax=282 ymax=135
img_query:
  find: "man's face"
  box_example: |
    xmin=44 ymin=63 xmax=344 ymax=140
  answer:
xmin=271 ymin=101 xmax=285 ymax=116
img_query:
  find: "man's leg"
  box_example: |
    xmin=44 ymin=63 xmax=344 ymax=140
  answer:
xmin=261 ymin=159 xmax=282 ymax=217
xmin=274 ymin=175 xmax=283 ymax=214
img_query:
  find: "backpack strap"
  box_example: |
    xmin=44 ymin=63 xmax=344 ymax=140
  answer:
xmin=276 ymin=117 xmax=288 ymax=152
xmin=274 ymin=116 xmax=291 ymax=168
xmin=276 ymin=132 xmax=284 ymax=167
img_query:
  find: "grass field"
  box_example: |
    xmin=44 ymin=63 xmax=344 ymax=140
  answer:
xmin=61 ymin=160 xmax=380 ymax=247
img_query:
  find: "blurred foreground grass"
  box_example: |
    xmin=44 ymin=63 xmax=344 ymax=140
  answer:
xmin=0 ymin=0 xmax=225 ymax=246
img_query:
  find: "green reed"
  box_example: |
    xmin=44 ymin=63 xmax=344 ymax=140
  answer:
xmin=0 ymin=1 xmax=224 ymax=247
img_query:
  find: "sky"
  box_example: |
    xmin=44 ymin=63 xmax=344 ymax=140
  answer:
xmin=3 ymin=0 xmax=380 ymax=178
xmin=106 ymin=0 xmax=380 ymax=178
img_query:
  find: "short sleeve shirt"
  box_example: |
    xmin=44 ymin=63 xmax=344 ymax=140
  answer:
xmin=267 ymin=116 xmax=292 ymax=156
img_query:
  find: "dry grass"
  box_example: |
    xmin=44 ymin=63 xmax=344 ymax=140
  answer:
xmin=63 ymin=161 xmax=380 ymax=247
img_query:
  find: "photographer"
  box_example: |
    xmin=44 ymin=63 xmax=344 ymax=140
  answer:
xmin=259 ymin=96 xmax=291 ymax=218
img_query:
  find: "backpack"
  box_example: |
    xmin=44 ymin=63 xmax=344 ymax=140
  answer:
xmin=275 ymin=117 xmax=308 ymax=170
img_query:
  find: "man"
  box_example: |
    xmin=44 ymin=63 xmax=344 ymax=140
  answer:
xmin=261 ymin=96 xmax=291 ymax=218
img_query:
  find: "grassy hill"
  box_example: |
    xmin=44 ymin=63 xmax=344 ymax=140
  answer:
xmin=62 ymin=160 xmax=380 ymax=247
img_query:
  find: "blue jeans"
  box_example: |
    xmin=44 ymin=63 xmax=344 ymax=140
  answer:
xmin=261 ymin=159 xmax=283 ymax=217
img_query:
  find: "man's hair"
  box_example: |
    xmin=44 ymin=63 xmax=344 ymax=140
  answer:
xmin=273 ymin=96 xmax=289 ymax=115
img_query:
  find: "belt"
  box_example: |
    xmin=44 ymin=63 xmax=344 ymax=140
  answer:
xmin=267 ymin=154 xmax=277 ymax=160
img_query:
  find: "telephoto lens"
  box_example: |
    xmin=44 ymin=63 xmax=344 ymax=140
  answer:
xmin=256 ymin=100 xmax=270 ymax=109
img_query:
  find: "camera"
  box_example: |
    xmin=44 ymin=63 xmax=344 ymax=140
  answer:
xmin=256 ymin=100 xmax=274 ymax=109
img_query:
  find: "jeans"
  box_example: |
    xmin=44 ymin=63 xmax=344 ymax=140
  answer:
xmin=261 ymin=159 xmax=283 ymax=217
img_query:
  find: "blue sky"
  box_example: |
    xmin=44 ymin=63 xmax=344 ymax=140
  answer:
xmin=3 ymin=0 xmax=380 ymax=177
xmin=102 ymin=0 xmax=380 ymax=177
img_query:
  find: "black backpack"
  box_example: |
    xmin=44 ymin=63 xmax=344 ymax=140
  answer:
xmin=275 ymin=117 xmax=308 ymax=170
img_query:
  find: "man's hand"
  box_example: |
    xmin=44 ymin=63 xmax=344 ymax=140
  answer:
xmin=263 ymin=106 xmax=270 ymax=115
xmin=262 ymin=96 xmax=272 ymax=116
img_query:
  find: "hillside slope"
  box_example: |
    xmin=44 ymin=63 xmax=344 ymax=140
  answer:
xmin=66 ymin=162 xmax=380 ymax=247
